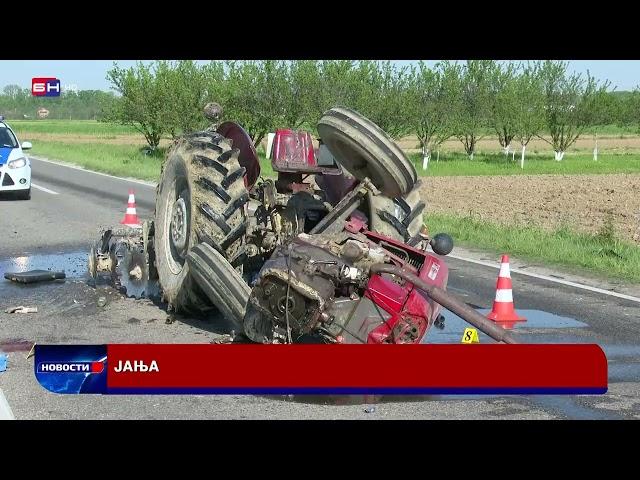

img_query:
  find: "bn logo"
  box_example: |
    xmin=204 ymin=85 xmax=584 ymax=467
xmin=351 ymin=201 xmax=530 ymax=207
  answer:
xmin=32 ymin=77 xmax=61 ymax=97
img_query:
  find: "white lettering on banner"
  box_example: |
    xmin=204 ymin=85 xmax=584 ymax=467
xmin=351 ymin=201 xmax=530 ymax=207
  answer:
xmin=113 ymin=360 xmax=159 ymax=373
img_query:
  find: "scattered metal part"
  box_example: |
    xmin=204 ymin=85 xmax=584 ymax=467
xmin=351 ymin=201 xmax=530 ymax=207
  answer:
xmin=119 ymin=250 xmax=156 ymax=299
xmin=364 ymin=406 xmax=376 ymax=414
xmin=210 ymin=334 xmax=234 ymax=344
xmin=5 ymin=306 xmax=38 ymax=314
xmin=89 ymin=221 xmax=159 ymax=300
xmin=165 ymin=315 xmax=175 ymax=324
xmin=4 ymin=270 xmax=65 ymax=284
xmin=97 ymin=297 xmax=107 ymax=308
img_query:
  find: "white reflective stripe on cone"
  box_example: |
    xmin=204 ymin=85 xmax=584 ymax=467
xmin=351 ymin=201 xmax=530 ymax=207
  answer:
xmin=126 ymin=208 xmax=137 ymax=214
xmin=498 ymin=263 xmax=511 ymax=278
xmin=128 ymin=195 xmax=135 ymax=203
xmin=494 ymin=289 xmax=513 ymax=302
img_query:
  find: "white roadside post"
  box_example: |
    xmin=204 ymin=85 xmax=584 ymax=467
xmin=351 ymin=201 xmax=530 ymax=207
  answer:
xmin=422 ymin=145 xmax=430 ymax=170
xmin=520 ymin=145 xmax=526 ymax=169
xmin=512 ymin=150 xmax=515 ymax=162
xmin=593 ymin=133 xmax=598 ymax=161
xmin=437 ymin=150 xmax=440 ymax=163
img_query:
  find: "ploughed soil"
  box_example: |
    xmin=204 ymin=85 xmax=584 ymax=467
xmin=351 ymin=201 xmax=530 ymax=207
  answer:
xmin=420 ymin=174 xmax=640 ymax=242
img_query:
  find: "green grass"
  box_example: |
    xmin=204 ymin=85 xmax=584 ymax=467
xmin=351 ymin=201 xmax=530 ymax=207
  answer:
xmin=10 ymin=120 xmax=137 ymax=136
xmin=583 ymin=124 xmax=640 ymax=136
xmin=409 ymin=151 xmax=640 ymax=176
xmin=29 ymin=140 xmax=277 ymax=182
xmin=30 ymin=140 xmax=163 ymax=181
xmin=426 ymin=212 xmax=640 ymax=282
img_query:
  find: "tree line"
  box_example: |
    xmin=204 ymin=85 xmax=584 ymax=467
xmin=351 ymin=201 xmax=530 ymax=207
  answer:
xmin=0 ymin=86 xmax=115 ymax=120
xmin=4 ymin=60 xmax=640 ymax=164
xmin=105 ymin=60 xmax=635 ymax=163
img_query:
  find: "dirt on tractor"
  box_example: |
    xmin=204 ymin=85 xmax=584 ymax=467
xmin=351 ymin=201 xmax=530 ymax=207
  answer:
xmin=421 ymin=173 xmax=640 ymax=242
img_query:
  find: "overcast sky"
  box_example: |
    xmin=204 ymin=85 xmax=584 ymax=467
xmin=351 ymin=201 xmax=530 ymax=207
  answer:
xmin=1 ymin=60 xmax=637 ymax=92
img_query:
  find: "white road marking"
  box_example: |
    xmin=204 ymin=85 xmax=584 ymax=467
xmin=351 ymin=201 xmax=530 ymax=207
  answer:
xmin=31 ymin=183 xmax=59 ymax=195
xmin=447 ymin=253 xmax=640 ymax=304
xmin=0 ymin=388 xmax=15 ymax=420
xmin=30 ymin=156 xmax=157 ymax=188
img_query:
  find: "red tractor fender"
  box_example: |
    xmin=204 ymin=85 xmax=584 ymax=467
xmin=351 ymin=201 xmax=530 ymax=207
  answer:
xmin=217 ymin=121 xmax=261 ymax=189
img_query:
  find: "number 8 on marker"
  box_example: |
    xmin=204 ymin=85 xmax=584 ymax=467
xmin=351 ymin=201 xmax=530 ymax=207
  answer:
xmin=461 ymin=328 xmax=479 ymax=344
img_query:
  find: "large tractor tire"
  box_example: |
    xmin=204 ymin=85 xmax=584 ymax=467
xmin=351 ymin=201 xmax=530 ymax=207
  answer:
xmin=317 ymin=107 xmax=417 ymax=198
xmin=186 ymin=243 xmax=251 ymax=330
xmin=367 ymin=179 xmax=426 ymax=245
xmin=154 ymin=131 xmax=249 ymax=313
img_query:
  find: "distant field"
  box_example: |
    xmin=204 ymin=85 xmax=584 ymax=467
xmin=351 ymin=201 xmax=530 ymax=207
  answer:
xmin=17 ymin=119 xmax=640 ymax=182
xmin=9 ymin=119 xmax=640 ymax=137
xmin=29 ymin=140 xmax=275 ymax=182
xmin=11 ymin=120 xmax=137 ymax=136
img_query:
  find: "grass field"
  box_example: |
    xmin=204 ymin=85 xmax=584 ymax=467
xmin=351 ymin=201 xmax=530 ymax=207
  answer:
xmin=10 ymin=120 xmax=137 ymax=136
xmin=29 ymin=141 xmax=163 ymax=180
xmin=408 ymin=151 xmax=640 ymax=176
xmin=29 ymin=140 xmax=275 ymax=181
xmin=426 ymin=213 xmax=640 ymax=282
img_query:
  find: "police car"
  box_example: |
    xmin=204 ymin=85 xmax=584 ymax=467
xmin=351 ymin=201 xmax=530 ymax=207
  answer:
xmin=0 ymin=116 xmax=32 ymax=200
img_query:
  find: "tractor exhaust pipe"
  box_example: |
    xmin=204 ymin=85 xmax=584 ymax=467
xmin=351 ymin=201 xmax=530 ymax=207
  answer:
xmin=369 ymin=264 xmax=519 ymax=344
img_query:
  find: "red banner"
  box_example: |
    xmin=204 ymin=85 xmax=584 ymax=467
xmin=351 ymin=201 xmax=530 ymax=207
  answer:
xmin=105 ymin=344 xmax=607 ymax=394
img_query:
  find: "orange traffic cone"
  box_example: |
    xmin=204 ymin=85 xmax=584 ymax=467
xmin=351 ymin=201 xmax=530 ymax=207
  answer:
xmin=120 ymin=189 xmax=142 ymax=228
xmin=486 ymin=255 xmax=526 ymax=329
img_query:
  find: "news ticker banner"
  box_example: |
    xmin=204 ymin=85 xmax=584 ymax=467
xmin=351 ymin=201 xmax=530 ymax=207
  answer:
xmin=34 ymin=344 xmax=607 ymax=395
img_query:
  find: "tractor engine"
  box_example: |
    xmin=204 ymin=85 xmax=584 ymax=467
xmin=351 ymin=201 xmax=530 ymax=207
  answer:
xmin=243 ymin=225 xmax=450 ymax=345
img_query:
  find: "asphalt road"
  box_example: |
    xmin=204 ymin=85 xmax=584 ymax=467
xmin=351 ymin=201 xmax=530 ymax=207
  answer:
xmin=1 ymin=157 xmax=639 ymax=419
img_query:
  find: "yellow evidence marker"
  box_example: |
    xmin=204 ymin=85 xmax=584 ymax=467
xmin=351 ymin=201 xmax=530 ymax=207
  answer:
xmin=461 ymin=328 xmax=480 ymax=344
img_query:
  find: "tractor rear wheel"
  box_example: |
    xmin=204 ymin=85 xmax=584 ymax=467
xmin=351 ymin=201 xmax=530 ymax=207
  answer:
xmin=154 ymin=131 xmax=249 ymax=313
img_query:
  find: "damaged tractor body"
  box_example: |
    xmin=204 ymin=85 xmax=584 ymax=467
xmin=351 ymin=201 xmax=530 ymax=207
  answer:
xmin=91 ymin=105 xmax=516 ymax=345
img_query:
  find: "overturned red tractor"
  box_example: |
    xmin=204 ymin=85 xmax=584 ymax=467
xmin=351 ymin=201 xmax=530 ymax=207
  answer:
xmin=91 ymin=105 xmax=516 ymax=345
